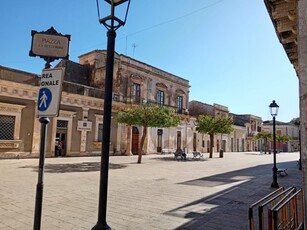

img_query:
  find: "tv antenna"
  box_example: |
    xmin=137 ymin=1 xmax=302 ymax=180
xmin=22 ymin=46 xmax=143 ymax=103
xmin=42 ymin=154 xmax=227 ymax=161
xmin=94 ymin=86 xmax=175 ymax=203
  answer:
xmin=132 ymin=43 xmax=138 ymax=58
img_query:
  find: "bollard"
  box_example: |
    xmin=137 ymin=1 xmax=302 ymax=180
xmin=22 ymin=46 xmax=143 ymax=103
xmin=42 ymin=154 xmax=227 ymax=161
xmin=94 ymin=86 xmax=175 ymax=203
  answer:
xmin=219 ymin=149 xmax=224 ymax=158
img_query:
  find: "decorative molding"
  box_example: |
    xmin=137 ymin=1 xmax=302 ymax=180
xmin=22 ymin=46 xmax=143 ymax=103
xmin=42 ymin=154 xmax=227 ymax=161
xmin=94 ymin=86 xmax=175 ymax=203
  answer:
xmin=0 ymin=80 xmax=39 ymax=100
xmin=175 ymin=89 xmax=186 ymax=95
xmin=0 ymin=140 xmax=22 ymax=149
xmin=0 ymin=103 xmax=26 ymax=113
xmin=58 ymin=110 xmax=76 ymax=118
xmin=156 ymin=82 xmax=168 ymax=89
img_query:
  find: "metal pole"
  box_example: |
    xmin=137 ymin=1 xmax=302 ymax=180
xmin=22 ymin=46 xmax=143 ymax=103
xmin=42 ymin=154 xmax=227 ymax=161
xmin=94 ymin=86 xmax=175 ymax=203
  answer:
xmin=33 ymin=59 xmax=52 ymax=230
xmin=92 ymin=29 xmax=116 ymax=230
xmin=33 ymin=117 xmax=50 ymax=230
xmin=299 ymin=129 xmax=302 ymax=170
xmin=271 ymin=116 xmax=279 ymax=188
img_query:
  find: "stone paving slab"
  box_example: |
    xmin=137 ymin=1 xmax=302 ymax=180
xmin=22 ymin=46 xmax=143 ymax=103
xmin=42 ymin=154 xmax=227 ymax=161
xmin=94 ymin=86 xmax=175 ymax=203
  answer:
xmin=0 ymin=151 xmax=302 ymax=229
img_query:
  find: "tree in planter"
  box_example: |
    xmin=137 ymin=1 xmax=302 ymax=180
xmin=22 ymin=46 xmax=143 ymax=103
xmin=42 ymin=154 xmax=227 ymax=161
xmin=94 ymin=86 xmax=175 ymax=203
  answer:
xmin=116 ymin=104 xmax=180 ymax=163
xmin=255 ymin=132 xmax=273 ymax=154
xmin=195 ymin=115 xmax=234 ymax=158
xmin=276 ymin=134 xmax=292 ymax=152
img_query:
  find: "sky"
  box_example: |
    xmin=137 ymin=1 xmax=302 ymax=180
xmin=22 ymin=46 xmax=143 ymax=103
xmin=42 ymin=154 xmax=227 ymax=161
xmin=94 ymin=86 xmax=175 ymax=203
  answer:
xmin=0 ymin=0 xmax=299 ymax=122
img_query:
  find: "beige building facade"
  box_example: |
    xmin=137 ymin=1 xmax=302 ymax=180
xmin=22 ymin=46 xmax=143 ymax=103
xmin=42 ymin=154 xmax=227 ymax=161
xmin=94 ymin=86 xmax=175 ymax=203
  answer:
xmin=262 ymin=120 xmax=300 ymax=152
xmin=188 ymin=100 xmax=263 ymax=153
xmin=0 ymin=49 xmax=296 ymax=159
xmin=0 ymin=50 xmax=190 ymax=158
xmin=264 ymin=0 xmax=307 ymax=225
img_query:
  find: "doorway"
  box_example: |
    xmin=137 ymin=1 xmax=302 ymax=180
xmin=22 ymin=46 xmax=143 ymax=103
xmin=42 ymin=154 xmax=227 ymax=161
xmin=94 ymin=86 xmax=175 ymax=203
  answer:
xmin=132 ymin=126 xmax=139 ymax=155
xmin=177 ymin=131 xmax=181 ymax=149
xmin=193 ymin=133 xmax=197 ymax=151
xmin=157 ymin=129 xmax=163 ymax=152
xmin=55 ymin=120 xmax=68 ymax=157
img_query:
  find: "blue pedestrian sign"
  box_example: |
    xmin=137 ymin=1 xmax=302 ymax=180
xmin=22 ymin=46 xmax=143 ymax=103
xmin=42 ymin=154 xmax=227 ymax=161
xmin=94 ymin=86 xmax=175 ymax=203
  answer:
xmin=37 ymin=68 xmax=64 ymax=117
xmin=38 ymin=88 xmax=52 ymax=111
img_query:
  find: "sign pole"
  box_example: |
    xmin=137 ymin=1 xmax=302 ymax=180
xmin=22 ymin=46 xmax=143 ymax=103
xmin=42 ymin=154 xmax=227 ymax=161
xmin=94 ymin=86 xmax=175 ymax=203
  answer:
xmin=30 ymin=26 xmax=70 ymax=230
xmin=33 ymin=58 xmax=52 ymax=230
xmin=33 ymin=116 xmax=49 ymax=230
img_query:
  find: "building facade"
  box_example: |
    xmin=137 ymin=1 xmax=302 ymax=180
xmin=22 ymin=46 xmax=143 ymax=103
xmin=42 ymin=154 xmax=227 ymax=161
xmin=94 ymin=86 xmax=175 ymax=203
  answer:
xmin=0 ymin=50 xmax=190 ymax=158
xmin=188 ymin=100 xmax=263 ymax=153
xmin=262 ymin=120 xmax=299 ymax=152
xmin=0 ymin=50 xmax=297 ymax=159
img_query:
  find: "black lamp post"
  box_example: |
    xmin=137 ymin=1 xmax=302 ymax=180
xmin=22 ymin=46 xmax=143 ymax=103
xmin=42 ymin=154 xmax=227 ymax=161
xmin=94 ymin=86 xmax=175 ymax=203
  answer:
xmin=269 ymin=100 xmax=279 ymax=188
xmin=92 ymin=1 xmax=130 ymax=230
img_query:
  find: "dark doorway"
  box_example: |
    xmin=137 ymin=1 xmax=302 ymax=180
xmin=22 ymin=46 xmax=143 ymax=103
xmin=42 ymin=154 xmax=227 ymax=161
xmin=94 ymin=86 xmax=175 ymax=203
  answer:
xmin=193 ymin=133 xmax=197 ymax=151
xmin=55 ymin=120 xmax=68 ymax=157
xmin=177 ymin=131 xmax=181 ymax=149
xmin=157 ymin=129 xmax=163 ymax=152
xmin=132 ymin=126 xmax=139 ymax=155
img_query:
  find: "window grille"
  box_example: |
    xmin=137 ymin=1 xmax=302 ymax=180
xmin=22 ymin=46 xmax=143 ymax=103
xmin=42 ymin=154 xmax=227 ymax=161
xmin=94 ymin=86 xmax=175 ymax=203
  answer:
xmin=57 ymin=120 xmax=68 ymax=129
xmin=0 ymin=115 xmax=15 ymax=140
xmin=98 ymin=123 xmax=103 ymax=142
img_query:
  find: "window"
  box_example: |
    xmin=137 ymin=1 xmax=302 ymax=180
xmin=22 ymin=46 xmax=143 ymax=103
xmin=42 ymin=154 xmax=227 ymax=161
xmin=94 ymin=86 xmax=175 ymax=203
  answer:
xmin=133 ymin=83 xmax=141 ymax=102
xmin=158 ymin=90 xmax=164 ymax=105
xmin=98 ymin=123 xmax=103 ymax=142
xmin=177 ymin=96 xmax=183 ymax=113
xmin=0 ymin=115 xmax=15 ymax=140
xmin=0 ymin=103 xmax=25 ymax=149
xmin=94 ymin=114 xmax=103 ymax=143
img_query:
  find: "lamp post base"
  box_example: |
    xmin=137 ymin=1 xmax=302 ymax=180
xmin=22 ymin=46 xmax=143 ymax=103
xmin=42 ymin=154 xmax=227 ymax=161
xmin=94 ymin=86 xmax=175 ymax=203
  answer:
xmin=92 ymin=223 xmax=111 ymax=230
xmin=271 ymin=181 xmax=279 ymax=188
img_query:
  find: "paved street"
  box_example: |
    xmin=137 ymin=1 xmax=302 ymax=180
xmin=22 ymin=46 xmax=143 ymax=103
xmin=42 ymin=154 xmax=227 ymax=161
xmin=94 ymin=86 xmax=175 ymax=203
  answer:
xmin=0 ymin=151 xmax=302 ymax=230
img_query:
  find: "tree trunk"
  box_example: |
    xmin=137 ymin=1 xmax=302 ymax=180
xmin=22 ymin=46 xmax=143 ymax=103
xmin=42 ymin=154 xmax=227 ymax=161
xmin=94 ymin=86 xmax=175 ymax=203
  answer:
xmin=126 ymin=125 xmax=132 ymax=156
xmin=209 ymin=133 xmax=214 ymax=158
xmin=137 ymin=126 xmax=147 ymax=163
xmin=264 ymin=138 xmax=267 ymax=154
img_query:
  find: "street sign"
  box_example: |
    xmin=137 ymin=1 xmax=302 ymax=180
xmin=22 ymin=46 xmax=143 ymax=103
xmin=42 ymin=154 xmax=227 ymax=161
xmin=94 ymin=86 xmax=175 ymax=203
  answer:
xmin=29 ymin=27 xmax=70 ymax=60
xmin=37 ymin=68 xmax=64 ymax=117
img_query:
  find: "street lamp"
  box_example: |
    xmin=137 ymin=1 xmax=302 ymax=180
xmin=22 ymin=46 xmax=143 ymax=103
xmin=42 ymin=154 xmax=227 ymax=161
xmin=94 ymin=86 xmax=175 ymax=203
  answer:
xmin=93 ymin=1 xmax=130 ymax=230
xmin=269 ymin=100 xmax=279 ymax=188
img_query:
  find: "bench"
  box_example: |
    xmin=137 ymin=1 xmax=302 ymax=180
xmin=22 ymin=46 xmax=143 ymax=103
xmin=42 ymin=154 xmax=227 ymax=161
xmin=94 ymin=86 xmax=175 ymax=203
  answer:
xmin=277 ymin=168 xmax=288 ymax=177
xmin=174 ymin=152 xmax=186 ymax=161
xmin=192 ymin=151 xmax=203 ymax=159
xmin=162 ymin=149 xmax=175 ymax=154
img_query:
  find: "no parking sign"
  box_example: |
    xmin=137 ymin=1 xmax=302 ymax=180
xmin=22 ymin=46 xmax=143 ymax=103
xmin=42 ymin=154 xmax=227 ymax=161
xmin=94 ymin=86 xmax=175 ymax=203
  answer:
xmin=37 ymin=67 xmax=64 ymax=117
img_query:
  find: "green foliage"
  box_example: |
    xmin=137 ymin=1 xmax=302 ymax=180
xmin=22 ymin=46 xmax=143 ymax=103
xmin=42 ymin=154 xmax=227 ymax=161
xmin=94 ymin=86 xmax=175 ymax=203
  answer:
xmin=276 ymin=134 xmax=292 ymax=143
xmin=116 ymin=104 xmax=181 ymax=163
xmin=256 ymin=132 xmax=275 ymax=154
xmin=116 ymin=104 xmax=181 ymax=128
xmin=195 ymin=115 xmax=234 ymax=135
xmin=255 ymin=132 xmax=273 ymax=141
xmin=195 ymin=115 xmax=234 ymax=158
xmin=290 ymin=117 xmax=300 ymax=126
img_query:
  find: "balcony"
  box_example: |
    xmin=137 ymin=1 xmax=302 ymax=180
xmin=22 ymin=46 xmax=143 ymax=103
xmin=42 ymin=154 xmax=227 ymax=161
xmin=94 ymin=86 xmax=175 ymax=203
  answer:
xmin=61 ymin=81 xmax=188 ymax=114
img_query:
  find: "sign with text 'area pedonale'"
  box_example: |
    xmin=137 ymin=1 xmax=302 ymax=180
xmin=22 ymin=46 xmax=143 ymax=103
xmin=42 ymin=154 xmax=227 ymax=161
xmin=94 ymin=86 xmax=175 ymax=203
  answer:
xmin=37 ymin=68 xmax=64 ymax=117
xmin=29 ymin=27 xmax=70 ymax=60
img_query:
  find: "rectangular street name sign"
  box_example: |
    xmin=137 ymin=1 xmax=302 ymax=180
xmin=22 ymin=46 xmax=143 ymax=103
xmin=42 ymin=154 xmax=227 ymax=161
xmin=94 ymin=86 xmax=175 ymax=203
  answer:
xmin=37 ymin=68 xmax=64 ymax=117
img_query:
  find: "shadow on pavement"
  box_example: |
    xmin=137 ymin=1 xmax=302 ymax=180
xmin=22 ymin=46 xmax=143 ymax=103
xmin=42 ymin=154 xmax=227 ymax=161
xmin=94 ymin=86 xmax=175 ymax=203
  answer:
xmin=151 ymin=155 xmax=208 ymax=162
xmin=163 ymin=160 xmax=301 ymax=229
xmin=20 ymin=162 xmax=127 ymax=173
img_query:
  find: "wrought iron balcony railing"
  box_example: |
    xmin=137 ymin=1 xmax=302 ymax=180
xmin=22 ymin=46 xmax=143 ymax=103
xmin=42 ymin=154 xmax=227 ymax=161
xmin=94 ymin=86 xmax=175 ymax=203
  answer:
xmin=61 ymin=81 xmax=186 ymax=114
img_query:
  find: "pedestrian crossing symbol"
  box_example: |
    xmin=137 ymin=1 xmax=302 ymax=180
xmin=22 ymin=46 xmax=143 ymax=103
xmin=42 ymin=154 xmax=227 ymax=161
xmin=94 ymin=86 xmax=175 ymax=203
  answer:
xmin=38 ymin=88 xmax=52 ymax=111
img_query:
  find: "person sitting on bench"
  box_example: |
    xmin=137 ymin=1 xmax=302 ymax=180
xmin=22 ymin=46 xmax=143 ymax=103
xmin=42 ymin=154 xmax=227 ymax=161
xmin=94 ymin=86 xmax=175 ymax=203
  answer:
xmin=175 ymin=147 xmax=186 ymax=160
